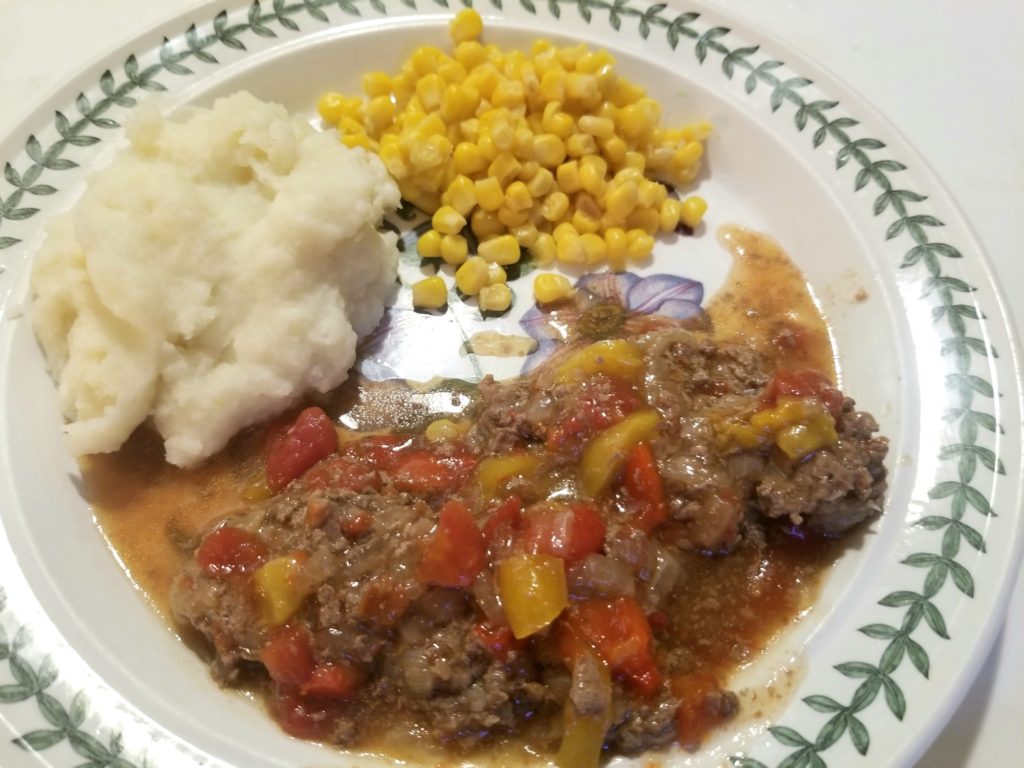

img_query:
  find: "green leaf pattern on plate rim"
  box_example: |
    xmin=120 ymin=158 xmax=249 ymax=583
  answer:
xmin=0 ymin=0 xmax=1003 ymax=766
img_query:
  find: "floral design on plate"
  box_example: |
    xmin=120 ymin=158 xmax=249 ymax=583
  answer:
xmin=520 ymin=271 xmax=704 ymax=370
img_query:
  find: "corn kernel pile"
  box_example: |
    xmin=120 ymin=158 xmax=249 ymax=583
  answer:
xmin=318 ymin=9 xmax=710 ymax=311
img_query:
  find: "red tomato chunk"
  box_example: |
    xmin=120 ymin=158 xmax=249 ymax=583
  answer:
xmin=520 ymin=501 xmax=606 ymax=565
xmin=418 ymin=500 xmax=487 ymax=588
xmin=261 ymin=626 xmax=315 ymax=686
xmin=196 ymin=526 xmax=268 ymax=577
xmin=266 ymin=407 xmax=339 ymax=492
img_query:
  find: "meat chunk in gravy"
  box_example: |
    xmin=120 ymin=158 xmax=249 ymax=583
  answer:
xmin=172 ymin=325 xmax=888 ymax=759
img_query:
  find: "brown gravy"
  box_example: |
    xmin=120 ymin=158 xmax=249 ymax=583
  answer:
xmin=85 ymin=225 xmax=846 ymax=756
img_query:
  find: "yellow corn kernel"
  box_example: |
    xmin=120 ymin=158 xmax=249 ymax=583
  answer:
xmin=565 ymin=72 xmax=599 ymax=104
xmin=425 ymin=418 xmax=469 ymax=442
xmin=361 ymin=71 xmax=393 ymax=98
xmin=365 ymin=95 xmax=397 ymax=133
xmin=579 ymin=233 xmax=608 ymax=265
xmin=459 ymin=117 xmax=481 ymax=143
xmin=410 ymin=45 xmax=441 ymax=76
xmin=511 ymin=223 xmax=539 ymax=248
xmin=577 ymin=114 xmax=615 ymax=139
xmin=417 ymin=228 xmax=443 ymax=258
xmin=604 ymin=227 xmax=627 ymax=271
xmin=487 ymin=263 xmax=508 ymax=284
xmin=626 ymin=229 xmax=655 ymax=260
xmin=492 ymin=79 xmax=526 ymax=110
xmin=415 ymin=73 xmax=445 ymax=111
xmin=526 ymin=166 xmax=555 ymax=197
xmin=450 ymin=7 xmax=481 ymax=43
xmin=638 ymin=180 xmax=667 ymax=209
xmin=432 ymin=205 xmax=466 ymax=235
xmin=488 ymin=152 xmax=522 ymax=186
xmin=490 ymin=121 xmax=516 ymax=152
xmin=444 ymin=175 xmax=477 ymax=217
xmin=565 ymin=132 xmax=598 ymax=158
xmin=474 ymin=177 xmax=504 ymax=212
xmin=539 ymin=70 xmax=565 ymax=102
xmin=504 ymin=180 xmax=532 ymax=211
xmin=317 ymin=92 xmax=347 ymax=124
xmin=455 ymin=255 xmax=490 ymax=295
xmin=579 ymin=155 xmax=608 ymax=196
xmin=530 ymin=232 xmax=556 ymax=264
xmin=627 ymin=206 xmax=661 ymax=235
xmin=618 ymin=98 xmax=660 ymax=141
xmin=441 ymin=234 xmax=469 ymax=265
xmin=455 ymin=39 xmax=488 ymax=69
xmin=478 ymin=234 xmax=521 ymax=265
xmin=498 ymin=204 xmax=531 ymax=228
xmin=517 ymin=160 xmax=540 ymax=182
xmin=340 ymin=133 xmax=377 ymax=151
xmin=479 ymin=283 xmax=513 ymax=313
xmin=533 ymin=273 xmax=574 ymax=304
xmin=605 ymin=180 xmax=638 ymax=220
xmin=533 ymin=133 xmax=567 ymax=167
xmin=541 ymin=190 xmax=570 ymax=221
xmin=556 ymin=160 xmax=582 ymax=195
xmin=440 ymin=83 xmax=480 ymax=122
xmin=542 ymin=104 xmax=575 ymax=139
xmin=680 ymin=195 xmax=708 ymax=228
xmin=572 ymin=208 xmax=601 ymax=235
xmin=409 ymin=133 xmax=451 ymax=170
xmin=623 ymin=150 xmax=646 ymax=171
xmin=600 ymin=135 xmax=628 ymax=167
xmin=453 ymin=142 xmax=486 ymax=175
xmin=471 ymin=208 xmax=505 ymax=238
xmin=438 ymin=59 xmax=469 ymax=83
xmin=378 ymin=141 xmax=408 ymax=178
xmin=659 ymin=198 xmax=682 ymax=232
xmin=412 ymin=275 xmax=449 ymax=309
xmin=556 ymin=232 xmax=586 ymax=264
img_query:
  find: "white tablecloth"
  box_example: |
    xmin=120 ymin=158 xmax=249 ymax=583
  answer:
xmin=1 ymin=1 xmax=1020 ymax=765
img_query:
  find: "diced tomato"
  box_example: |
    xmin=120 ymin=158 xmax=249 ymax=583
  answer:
xmin=339 ymin=434 xmax=413 ymax=469
xmin=562 ymin=598 xmax=662 ymax=697
xmin=482 ymin=495 xmax=524 ymax=554
xmin=269 ymin=691 xmax=341 ymax=741
xmin=261 ymin=626 xmax=315 ymax=686
xmin=472 ymin=622 xmax=521 ymax=662
xmin=418 ymin=500 xmax=487 ymax=588
xmin=340 ymin=510 xmax=373 ymax=538
xmin=672 ymin=672 xmax=733 ymax=749
xmin=302 ymin=456 xmax=380 ymax=493
xmin=392 ymin=448 xmax=478 ymax=495
xmin=197 ymin=526 xmax=268 ymax=577
xmin=623 ymin=442 xmax=667 ymax=533
xmin=545 ymin=375 xmax=640 ymax=455
xmin=762 ymin=369 xmax=844 ymax=421
xmin=300 ymin=662 xmax=364 ymax=700
xmin=266 ymin=407 xmax=339 ymax=492
xmin=520 ymin=501 xmax=606 ymax=565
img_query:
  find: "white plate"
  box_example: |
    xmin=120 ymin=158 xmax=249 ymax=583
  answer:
xmin=0 ymin=2 xmax=1021 ymax=767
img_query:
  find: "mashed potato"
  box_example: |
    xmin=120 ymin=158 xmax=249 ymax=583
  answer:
xmin=31 ymin=91 xmax=400 ymax=467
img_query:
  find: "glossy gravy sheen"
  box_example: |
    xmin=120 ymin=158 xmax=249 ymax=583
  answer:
xmin=86 ymin=225 xmax=846 ymax=753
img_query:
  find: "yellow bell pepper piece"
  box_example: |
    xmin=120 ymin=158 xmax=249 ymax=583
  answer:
xmin=579 ymin=410 xmax=660 ymax=497
xmin=554 ymin=339 xmax=644 ymax=384
xmin=717 ymin=396 xmax=838 ymax=460
xmin=476 ymin=452 xmax=541 ymax=500
xmin=556 ymin=658 xmax=613 ymax=768
xmin=253 ymin=554 xmax=310 ymax=626
xmin=497 ymin=554 xmax=568 ymax=639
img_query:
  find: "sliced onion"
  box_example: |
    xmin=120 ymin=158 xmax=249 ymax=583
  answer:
xmin=568 ymin=554 xmax=636 ymax=599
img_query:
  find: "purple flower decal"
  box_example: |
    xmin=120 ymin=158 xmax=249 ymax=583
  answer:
xmin=518 ymin=271 xmax=704 ymax=371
